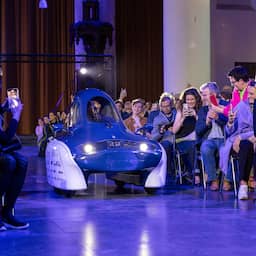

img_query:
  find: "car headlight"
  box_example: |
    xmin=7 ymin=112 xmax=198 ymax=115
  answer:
xmin=139 ymin=143 xmax=148 ymax=152
xmin=83 ymin=143 xmax=96 ymax=155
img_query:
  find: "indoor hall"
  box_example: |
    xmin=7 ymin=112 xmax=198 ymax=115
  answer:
xmin=0 ymin=144 xmax=256 ymax=256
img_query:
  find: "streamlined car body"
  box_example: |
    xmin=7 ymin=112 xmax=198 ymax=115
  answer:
xmin=45 ymin=88 xmax=166 ymax=193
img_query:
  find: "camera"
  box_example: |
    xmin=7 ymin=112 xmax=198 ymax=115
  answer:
xmin=159 ymin=122 xmax=173 ymax=134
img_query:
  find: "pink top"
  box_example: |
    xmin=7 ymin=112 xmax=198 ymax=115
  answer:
xmin=223 ymin=87 xmax=248 ymax=116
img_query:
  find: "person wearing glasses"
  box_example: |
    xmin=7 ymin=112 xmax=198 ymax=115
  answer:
xmin=211 ymin=66 xmax=249 ymax=116
xmin=151 ymin=93 xmax=176 ymax=181
xmin=219 ymin=80 xmax=256 ymax=200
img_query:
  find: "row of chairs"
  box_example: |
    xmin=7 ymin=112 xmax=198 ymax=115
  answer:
xmin=174 ymin=146 xmax=239 ymax=197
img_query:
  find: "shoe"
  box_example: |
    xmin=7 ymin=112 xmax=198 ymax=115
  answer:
xmin=222 ymin=180 xmax=232 ymax=191
xmin=238 ymin=185 xmax=248 ymax=200
xmin=210 ymin=180 xmax=219 ymax=191
xmin=0 ymin=222 xmax=7 ymax=232
xmin=194 ymin=176 xmax=200 ymax=185
xmin=2 ymin=214 xmax=29 ymax=230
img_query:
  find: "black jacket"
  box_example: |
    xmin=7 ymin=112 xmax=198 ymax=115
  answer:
xmin=0 ymin=119 xmax=18 ymax=145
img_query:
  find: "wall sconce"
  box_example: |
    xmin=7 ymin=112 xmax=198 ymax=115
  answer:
xmin=39 ymin=0 xmax=48 ymax=9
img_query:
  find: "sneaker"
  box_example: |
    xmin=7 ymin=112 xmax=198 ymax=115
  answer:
xmin=210 ymin=180 xmax=219 ymax=191
xmin=238 ymin=185 xmax=248 ymax=200
xmin=0 ymin=222 xmax=7 ymax=232
xmin=2 ymin=215 xmax=29 ymax=230
xmin=222 ymin=180 xmax=232 ymax=191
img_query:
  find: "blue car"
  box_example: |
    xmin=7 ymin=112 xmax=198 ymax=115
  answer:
xmin=45 ymin=88 xmax=167 ymax=194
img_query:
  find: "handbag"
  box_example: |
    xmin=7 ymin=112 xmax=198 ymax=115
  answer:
xmin=0 ymin=135 xmax=22 ymax=153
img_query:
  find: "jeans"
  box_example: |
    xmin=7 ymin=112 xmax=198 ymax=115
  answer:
xmin=0 ymin=152 xmax=28 ymax=211
xmin=200 ymin=138 xmax=224 ymax=182
xmin=176 ymin=140 xmax=196 ymax=174
xmin=160 ymin=140 xmax=174 ymax=176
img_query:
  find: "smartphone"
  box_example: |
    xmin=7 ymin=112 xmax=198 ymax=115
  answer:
xmin=7 ymin=88 xmax=19 ymax=99
xmin=210 ymin=94 xmax=218 ymax=106
xmin=229 ymin=103 xmax=233 ymax=114
xmin=7 ymin=88 xmax=19 ymax=108
xmin=183 ymin=103 xmax=189 ymax=111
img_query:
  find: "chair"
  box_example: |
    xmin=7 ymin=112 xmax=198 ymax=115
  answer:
xmin=195 ymin=150 xmax=207 ymax=190
xmin=174 ymin=146 xmax=183 ymax=184
xmin=219 ymin=153 xmax=238 ymax=197
xmin=173 ymin=139 xmax=203 ymax=186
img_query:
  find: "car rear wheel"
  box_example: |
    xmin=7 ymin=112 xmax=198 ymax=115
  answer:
xmin=53 ymin=187 xmax=76 ymax=197
xmin=114 ymin=180 xmax=126 ymax=188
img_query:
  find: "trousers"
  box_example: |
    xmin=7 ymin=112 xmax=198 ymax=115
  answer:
xmin=0 ymin=151 xmax=28 ymax=211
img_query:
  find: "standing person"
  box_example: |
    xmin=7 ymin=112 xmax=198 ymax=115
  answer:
xmin=38 ymin=115 xmax=54 ymax=157
xmin=211 ymin=66 xmax=249 ymax=116
xmin=35 ymin=117 xmax=44 ymax=148
xmin=0 ymin=99 xmax=29 ymax=230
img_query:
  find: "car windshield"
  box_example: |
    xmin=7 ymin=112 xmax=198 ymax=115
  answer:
xmin=87 ymin=96 xmax=120 ymax=123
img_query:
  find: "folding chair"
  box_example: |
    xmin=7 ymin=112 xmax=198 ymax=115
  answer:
xmin=219 ymin=153 xmax=238 ymax=197
xmin=174 ymin=139 xmax=201 ymax=186
xmin=195 ymin=150 xmax=207 ymax=190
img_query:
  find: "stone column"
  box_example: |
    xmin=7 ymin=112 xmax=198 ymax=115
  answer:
xmin=163 ymin=0 xmax=210 ymax=94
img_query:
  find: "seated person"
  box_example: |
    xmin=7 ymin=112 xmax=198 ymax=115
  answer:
xmin=211 ymin=66 xmax=249 ymax=116
xmin=147 ymin=101 xmax=160 ymax=126
xmin=0 ymin=99 xmax=29 ymax=230
xmin=151 ymin=93 xmax=176 ymax=179
xmin=196 ymin=82 xmax=228 ymax=190
xmin=124 ymin=99 xmax=147 ymax=133
xmin=219 ymin=81 xmax=256 ymax=200
xmin=173 ymin=87 xmax=202 ymax=184
xmin=88 ymin=99 xmax=117 ymax=124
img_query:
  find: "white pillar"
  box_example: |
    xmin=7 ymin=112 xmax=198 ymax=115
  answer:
xmin=163 ymin=0 xmax=211 ymax=94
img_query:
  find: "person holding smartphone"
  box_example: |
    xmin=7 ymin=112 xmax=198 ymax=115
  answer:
xmin=0 ymin=94 xmax=29 ymax=231
xmin=173 ymin=87 xmax=202 ymax=184
xmin=219 ymin=81 xmax=256 ymax=199
xmin=196 ymin=82 xmax=228 ymax=191
xmin=211 ymin=66 xmax=249 ymax=116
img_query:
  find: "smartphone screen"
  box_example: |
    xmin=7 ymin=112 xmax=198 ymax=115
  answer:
xmin=183 ymin=103 xmax=188 ymax=111
xmin=7 ymin=88 xmax=19 ymax=99
xmin=210 ymin=94 xmax=218 ymax=106
xmin=7 ymin=88 xmax=19 ymax=108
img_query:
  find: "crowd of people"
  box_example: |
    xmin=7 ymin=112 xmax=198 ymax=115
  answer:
xmin=1 ymin=65 xmax=256 ymax=233
xmin=35 ymin=111 xmax=68 ymax=157
xmin=114 ymin=66 xmax=256 ymax=200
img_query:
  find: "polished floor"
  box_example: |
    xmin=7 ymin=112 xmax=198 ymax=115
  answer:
xmin=1 ymin=144 xmax=256 ymax=256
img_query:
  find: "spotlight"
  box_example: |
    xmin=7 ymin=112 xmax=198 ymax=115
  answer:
xmin=79 ymin=67 xmax=88 ymax=75
xmin=39 ymin=0 xmax=48 ymax=9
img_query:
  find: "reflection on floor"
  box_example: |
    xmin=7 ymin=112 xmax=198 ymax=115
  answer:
xmin=1 ymin=145 xmax=256 ymax=256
